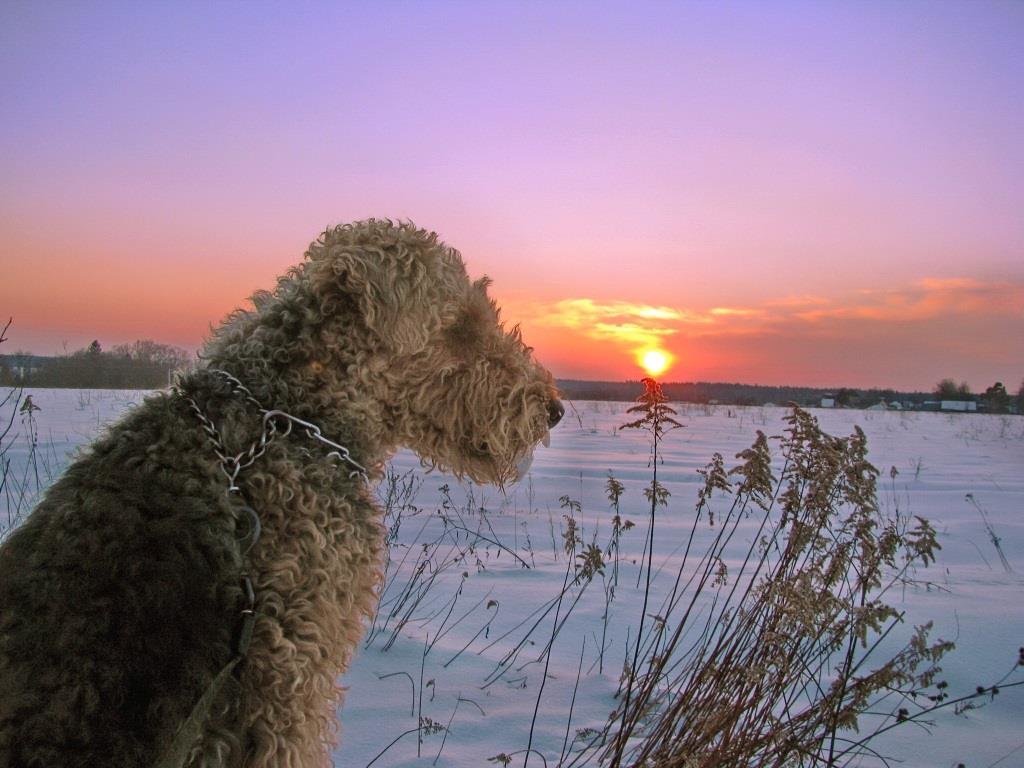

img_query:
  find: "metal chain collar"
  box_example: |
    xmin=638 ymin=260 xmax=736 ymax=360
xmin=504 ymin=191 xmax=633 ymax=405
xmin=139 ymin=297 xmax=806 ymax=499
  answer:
xmin=179 ymin=368 xmax=370 ymax=491
xmin=174 ymin=368 xmax=370 ymax=661
xmin=175 ymin=368 xmax=370 ymax=566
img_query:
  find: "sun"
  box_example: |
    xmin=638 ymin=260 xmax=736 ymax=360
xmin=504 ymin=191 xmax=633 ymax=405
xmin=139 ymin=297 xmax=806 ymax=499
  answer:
xmin=639 ymin=349 xmax=672 ymax=377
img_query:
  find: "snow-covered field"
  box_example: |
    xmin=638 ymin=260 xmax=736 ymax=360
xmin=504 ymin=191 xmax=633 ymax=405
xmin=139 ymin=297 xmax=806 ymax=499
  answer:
xmin=2 ymin=389 xmax=1022 ymax=767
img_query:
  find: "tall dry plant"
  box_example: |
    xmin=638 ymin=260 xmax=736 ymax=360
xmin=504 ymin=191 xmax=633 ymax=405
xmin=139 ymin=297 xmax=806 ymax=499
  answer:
xmin=0 ymin=317 xmax=28 ymax=540
xmin=610 ymin=377 xmax=681 ymax=767
xmin=588 ymin=404 xmax=1021 ymax=768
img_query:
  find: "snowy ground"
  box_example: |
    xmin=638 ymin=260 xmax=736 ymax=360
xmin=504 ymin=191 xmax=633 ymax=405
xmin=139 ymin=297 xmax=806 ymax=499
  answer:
xmin=2 ymin=389 xmax=1022 ymax=767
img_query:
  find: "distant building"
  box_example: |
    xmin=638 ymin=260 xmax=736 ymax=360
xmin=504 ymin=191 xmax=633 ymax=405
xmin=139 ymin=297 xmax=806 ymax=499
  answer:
xmin=866 ymin=401 xmax=887 ymax=411
xmin=888 ymin=401 xmax=903 ymax=410
xmin=941 ymin=400 xmax=977 ymax=412
xmin=820 ymin=395 xmax=835 ymax=408
xmin=0 ymin=354 xmax=48 ymax=381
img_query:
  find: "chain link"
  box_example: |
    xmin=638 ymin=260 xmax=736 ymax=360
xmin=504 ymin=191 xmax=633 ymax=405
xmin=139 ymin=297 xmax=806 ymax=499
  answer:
xmin=177 ymin=369 xmax=369 ymax=492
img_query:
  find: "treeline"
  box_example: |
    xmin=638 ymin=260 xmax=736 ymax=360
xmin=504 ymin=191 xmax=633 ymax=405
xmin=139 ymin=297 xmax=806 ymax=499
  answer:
xmin=555 ymin=379 xmax=926 ymax=407
xmin=557 ymin=379 xmax=794 ymax=405
xmin=0 ymin=340 xmax=194 ymax=389
xmin=2 ymin=334 xmax=1019 ymax=412
xmin=557 ymin=378 xmax=1024 ymax=412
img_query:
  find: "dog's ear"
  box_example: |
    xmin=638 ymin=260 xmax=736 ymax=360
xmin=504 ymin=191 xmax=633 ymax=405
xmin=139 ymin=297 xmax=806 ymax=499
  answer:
xmin=307 ymin=220 xmax=456 ymax=355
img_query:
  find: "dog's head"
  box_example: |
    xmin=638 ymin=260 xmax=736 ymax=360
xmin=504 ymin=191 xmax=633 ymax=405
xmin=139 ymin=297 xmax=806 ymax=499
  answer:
xmin=306 ymin=220 xmax=562 ymax=485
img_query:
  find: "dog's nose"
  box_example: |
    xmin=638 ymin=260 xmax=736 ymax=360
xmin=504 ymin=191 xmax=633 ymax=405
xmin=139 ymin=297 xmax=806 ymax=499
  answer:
xmin=547 ymin=398 xmax=565 ymax=428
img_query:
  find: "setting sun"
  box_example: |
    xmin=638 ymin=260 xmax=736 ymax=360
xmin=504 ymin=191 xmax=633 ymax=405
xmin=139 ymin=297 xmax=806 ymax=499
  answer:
xmin=640 ymin=349 xmax=672 ymax=377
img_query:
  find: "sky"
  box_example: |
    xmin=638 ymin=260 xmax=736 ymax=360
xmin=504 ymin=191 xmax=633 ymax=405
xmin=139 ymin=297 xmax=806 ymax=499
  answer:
xmin=1 ymin=0 xmax=1022 ymax=391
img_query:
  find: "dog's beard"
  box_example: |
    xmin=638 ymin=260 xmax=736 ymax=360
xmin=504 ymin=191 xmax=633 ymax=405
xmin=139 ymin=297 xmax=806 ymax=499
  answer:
xmin=512 ymin=425 xmax=554 ymax=481
xmin=416 ymin=391 xmax=554 ymax=486
xmin=514 ymin=447 xmax=535 ymax=480
xmin=459 ymin=433 xmax=548 ymax=486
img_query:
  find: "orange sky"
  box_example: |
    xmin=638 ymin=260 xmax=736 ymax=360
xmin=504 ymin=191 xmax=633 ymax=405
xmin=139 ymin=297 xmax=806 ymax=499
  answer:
xmin=503 ymin=279 xmax=1024 ymax=387
xmin=2 ymin=2 xmax=1022 ymax=391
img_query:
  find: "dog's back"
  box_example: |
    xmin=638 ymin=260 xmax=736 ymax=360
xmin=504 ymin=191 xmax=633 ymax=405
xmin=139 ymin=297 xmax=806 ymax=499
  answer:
xmin=0 ymin=393 xmax=240 ymax=767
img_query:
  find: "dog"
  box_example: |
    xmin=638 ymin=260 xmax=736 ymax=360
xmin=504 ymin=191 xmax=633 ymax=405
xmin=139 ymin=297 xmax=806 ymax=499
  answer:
xmin=0 ymin=220 xmax=563 ymax=767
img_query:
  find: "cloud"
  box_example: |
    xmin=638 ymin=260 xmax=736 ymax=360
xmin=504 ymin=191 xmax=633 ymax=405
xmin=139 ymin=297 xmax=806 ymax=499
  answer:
xmin=790 ymin=278 xmax=1024 ymax=324
xmin=518 ymin=277 xmax=1024 ymax=385
xmin=530 ymin=297 xmax=770 ymax=374
xmin=709 ymin=307 xmax=762 ymax=317
xmin=533 ymin=297 xmax=772 ymax=346
xmin=535 ymin=299 xmax=697 ymax=351
xmin=540 ymin=299 xmax=692 ymax=327
xmin=533 ymin=278 xmax=1023 ymax=344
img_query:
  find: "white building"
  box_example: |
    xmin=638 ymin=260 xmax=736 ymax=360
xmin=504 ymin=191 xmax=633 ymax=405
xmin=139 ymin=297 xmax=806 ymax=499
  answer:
xmin=940 ymin=400 xmax=977 ymax=412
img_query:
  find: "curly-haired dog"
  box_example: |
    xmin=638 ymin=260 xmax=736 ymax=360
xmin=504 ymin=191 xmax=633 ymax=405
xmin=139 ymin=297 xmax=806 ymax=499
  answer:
xmin=0 ymin=220 xmax=563 ymax=767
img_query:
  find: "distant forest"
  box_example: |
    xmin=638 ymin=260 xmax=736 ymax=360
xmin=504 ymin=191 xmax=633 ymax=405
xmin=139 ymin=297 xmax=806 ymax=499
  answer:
xmin=0 ymin=340 xmax=192 ymax=390
xmin=2 ymin=343 xmax=1019 ymax=413
xmin=561 ymin=379 xmax=930 ymax=409
xmin=558 ymin=378 xmax=1022 ymax=413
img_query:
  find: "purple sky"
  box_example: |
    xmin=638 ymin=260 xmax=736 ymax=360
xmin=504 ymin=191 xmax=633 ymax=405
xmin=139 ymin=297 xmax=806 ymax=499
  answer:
xmin=1 ymin=1 xmax=1022 ymax=389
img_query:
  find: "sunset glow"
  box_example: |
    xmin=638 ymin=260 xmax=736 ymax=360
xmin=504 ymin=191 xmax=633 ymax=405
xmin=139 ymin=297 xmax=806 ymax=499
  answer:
xmin=640 ymin=350 xmax=672 ymax=378
xmin=1 ymin=2 xmax=1021 ymax=391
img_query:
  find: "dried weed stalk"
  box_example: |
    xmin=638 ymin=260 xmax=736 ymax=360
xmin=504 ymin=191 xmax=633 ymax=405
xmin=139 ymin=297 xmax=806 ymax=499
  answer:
xmin=592 ymin=403 xmax=1021 ymax=768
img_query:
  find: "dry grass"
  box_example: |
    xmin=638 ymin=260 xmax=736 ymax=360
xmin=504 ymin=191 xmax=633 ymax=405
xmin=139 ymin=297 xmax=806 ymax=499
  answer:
xmin=575 ymin=390 xmax=1022 ymax=768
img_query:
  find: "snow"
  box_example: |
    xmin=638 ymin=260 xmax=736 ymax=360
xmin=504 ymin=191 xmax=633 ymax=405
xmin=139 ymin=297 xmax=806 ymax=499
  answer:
xmin=3 ymin=390 xmax=1022 ymax=767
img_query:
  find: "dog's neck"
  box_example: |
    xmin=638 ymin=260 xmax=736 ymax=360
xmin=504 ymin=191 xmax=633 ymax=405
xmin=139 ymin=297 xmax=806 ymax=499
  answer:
xmin=180 ymin=359 xmax=390 ymax=480
xmin=196 ymin=284 xmax=398 ymax=476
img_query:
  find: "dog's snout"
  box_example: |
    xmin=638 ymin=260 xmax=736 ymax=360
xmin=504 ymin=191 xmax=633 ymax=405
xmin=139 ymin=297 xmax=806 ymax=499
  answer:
xmin=547 ymin=398 xmax=565 ymax=428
